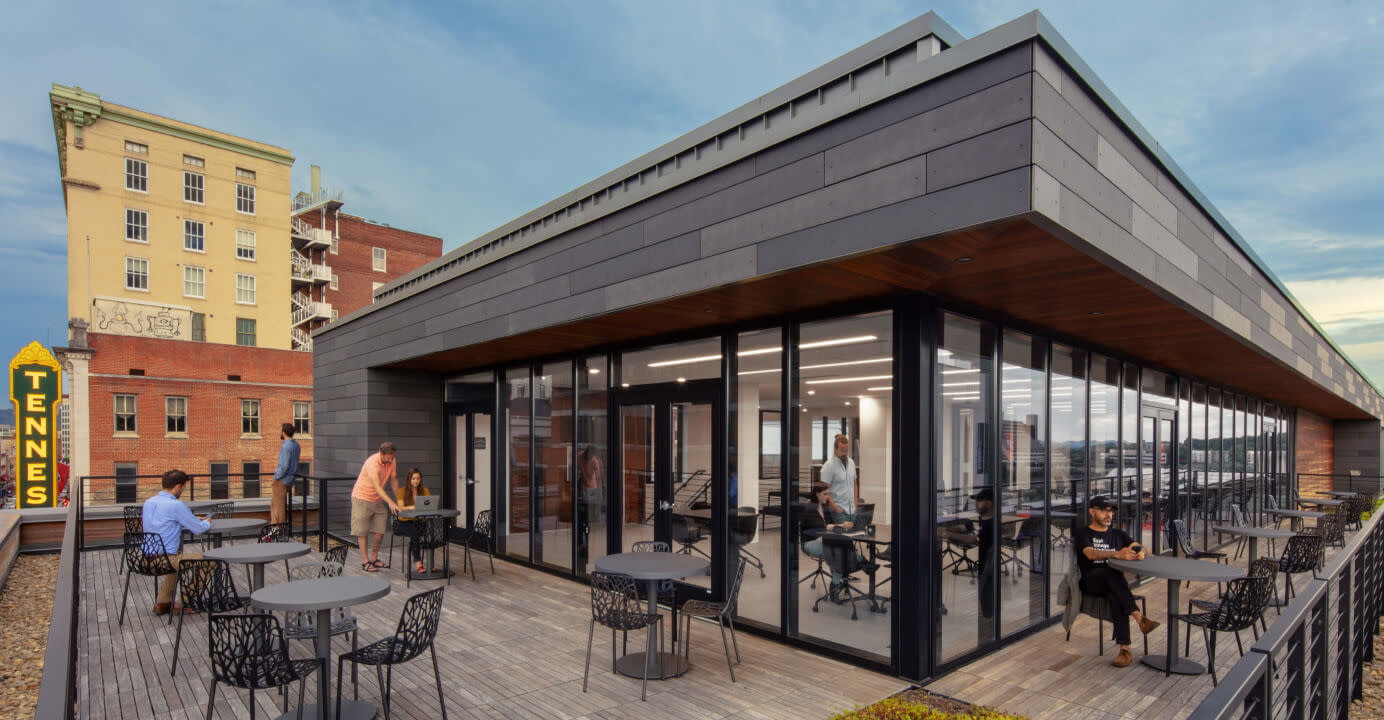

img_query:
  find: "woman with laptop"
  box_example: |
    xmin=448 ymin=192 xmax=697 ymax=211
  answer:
xmin=395 ymin=468 xmax=433 ymax=575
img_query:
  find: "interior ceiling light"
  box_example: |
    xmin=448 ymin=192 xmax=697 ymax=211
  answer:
xmin=647 ymin=353 xmax=722 ymax=368
xmin=866 ymin=386 xmax=892 ymax=391
xmin=588 ymin=367 xmax=600 ymax=374
xmin=844 ymin=401 xmax=851 ymax=406
xmin=621 ymin=383 xmax=630 ymax=388
xmin=738 ymin=346 xmax=781 ymax=357
xmin=800 ymin=334 xmax=877 ymax=349
xmin=942 ymin=381 xmax=981 ymax=387
xmin=801 ymin=357 xmax=890 ymax=371
xmin=805 ymin=374 xmax=892 ymax=385
xmin=807 ymin=390 xmax=816 ymax=395
xmin=676 ymin=377 xmax=687 ymax=383
xmin=955 ymin=256 xmax=973 ymax=263
xmin=737 ymin=368 xmax=781 ymax=376
xmin=941 ymin=368 xmax=978 ymax=375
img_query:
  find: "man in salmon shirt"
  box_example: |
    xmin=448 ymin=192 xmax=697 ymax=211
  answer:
xmin=352 ymin=441 xmax=401 ymax=571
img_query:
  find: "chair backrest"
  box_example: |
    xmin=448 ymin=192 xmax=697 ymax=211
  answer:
xmin=631 ymin=541 xmax=670 ymax=552
xmin=1171 ymin=519 xmax=1196 ymax=556
xmin=1279 ymin=534 xmax=1325 ymax=573
xmin=1230 ymin=504 xmax=1248 ymax=527
xmin=797 ymin=503 xmax=827 ymax=539
xmin=730 ymin=512 xmax=759 ymax=546
xmin=1265 ymin=494 xmax=1279 ymax=510
xmin=211 ymin=503 xmax=235 ymax=519
xmin=1248 ymin=556 xmax=1279 ymax=583
xmin=124 ymin=532 xmax=176 ymax=576
xmin=1211 ymin=576 xmax=1274 ymax=632
xmin=821 ymin=534 xmax=863 ymax=575
xmin=414 ymin=515 xmax=447 ymax=549
xmin=208 ymin=613 xmax=292 ymax=690
xmin=323 ymin=544 xmax=348 ymax=569
xmin=258 ymin=523 xmax=291 ymax=543
xmin=671 ymin=514 xmax=697 ymax=541
xmin=724 ymin=558 xmax=748 ymax=615
xmin=123 ymin=506 xmax=143 ymax=533
xmin=176 ymin=559 xmax=244 ymax=612
xmin=389 ymin=587 xmax=445 ymax=663
xmin=855 ymin=503 xmax=875 ymax=529
xmin=473 ymin=509 xmax=494 ymax=548
xmin=589 ymin=571 xmax=646 ymax=627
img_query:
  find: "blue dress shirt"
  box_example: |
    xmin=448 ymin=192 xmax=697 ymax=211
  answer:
xmin=274 ymin=438 xmax=301 ymax=487
xmin=141 ymin=490 xmax=211 ymax=555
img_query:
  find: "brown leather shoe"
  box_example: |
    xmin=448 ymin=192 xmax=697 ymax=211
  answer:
xmin=152 ymin=602 xmax=171 ymax=615
xmin=169 ymin=603 xmax=199 ymax=615
xmin=1112 ymin=648 xmax=1133 ymax=667
xmin=1139 ymin=617 xmax=1160 ymax=635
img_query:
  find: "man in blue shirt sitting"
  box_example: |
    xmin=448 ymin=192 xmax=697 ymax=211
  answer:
xmin=141 ymin=469 xmax=212 ymax=614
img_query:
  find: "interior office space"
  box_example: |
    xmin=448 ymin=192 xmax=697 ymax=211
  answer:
xmin=311 ymin=11 xmax=1384 ymax=680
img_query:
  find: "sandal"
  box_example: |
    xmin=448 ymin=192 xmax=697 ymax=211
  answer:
xmin=372 ymin=559 xmax=390 ymax=569
xmin=361 ymin=562 xmax=378 ymax=573
xmin=415 ymin=563 xmax=426 ymax=574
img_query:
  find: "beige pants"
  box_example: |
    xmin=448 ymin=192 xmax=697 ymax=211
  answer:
xmin=271 ymin=479 xmax=290 ymax=525
xmin=156 ymin=552 xmax=203 ymax=604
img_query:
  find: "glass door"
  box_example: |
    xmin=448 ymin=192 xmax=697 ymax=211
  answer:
xmin=1140 ymin=405 xmax=1176 ymax=553
xmin=614 ymin=381 xmax=721 ymax=592
xmin=446 ymin=403 xmax=493 ymax=533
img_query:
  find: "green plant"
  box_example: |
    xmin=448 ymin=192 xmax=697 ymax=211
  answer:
xmin=829 ymin=698 xmax=1030 ymax=720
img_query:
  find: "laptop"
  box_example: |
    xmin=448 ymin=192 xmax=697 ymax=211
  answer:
xmin=415 ymin=495 xmax=438 ymax=511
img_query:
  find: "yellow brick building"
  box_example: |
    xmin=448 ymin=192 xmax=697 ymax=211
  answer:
xmin=50 ymin=84 xmax=294 ymax=349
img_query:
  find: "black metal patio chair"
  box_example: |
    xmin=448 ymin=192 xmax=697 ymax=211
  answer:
xmin=1170 ymin=575 xmax=1274 ymax=686
xmin=406 ymin=515 xmax=450 ymax=587
xmin=677 ymin=558 xmax=748 ymax=682
xmin=1277 ymin=533 xmax=1325 ymax=604
xmin=199 ymin=502 xmax=236 ymax=551
xmin=387 ymin=515 xmax=419 ymax=571
xmin=449 ymin=509 xmax=496 ymax=581
xmin=118 ymin=532 xmax=176 ymax=626
xmin=169 ymin=558 xmax=251 ymax=676
xmin=336 ymin=587 xmax=447 ymax=720
xmin=120 ymin=506 xmax=142 ymax=575
xmin=207 ymin=613 xmax=323 ymax=720
xmin=583 ymin=571 xmax=662 ymax=702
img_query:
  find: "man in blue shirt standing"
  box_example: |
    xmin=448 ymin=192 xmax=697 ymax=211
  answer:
xmin=271 ymin=422 xmax=301 ymax=525
xmin=141 ymin=469 xmax=211 ymax=614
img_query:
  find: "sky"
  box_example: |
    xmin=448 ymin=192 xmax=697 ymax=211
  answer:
xmin=1 ymin=1 xmax=1381 ymax=390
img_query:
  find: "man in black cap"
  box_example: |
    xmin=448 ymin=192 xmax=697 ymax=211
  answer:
xmin=1072 ymin=495 xmax=1159 ymax=667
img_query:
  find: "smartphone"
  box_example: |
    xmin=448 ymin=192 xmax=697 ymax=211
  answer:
xmin=1130 ymin=543 xmax=1143 ymax=554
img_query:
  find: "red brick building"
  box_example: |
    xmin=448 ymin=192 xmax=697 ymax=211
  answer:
xmin=303 ymin=211 xmax=442 ymax=324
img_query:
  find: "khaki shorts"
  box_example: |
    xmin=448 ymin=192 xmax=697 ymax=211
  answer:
xmin=350 ymin=497 xmax=390 ymax=536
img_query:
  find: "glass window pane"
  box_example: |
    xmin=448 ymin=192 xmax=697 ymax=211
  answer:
xmin=536 ymin=361 xmax=573 ymax=571
xmin=735 ymin=327 xmax=781 ymax=631
xmin=620 ymin=336 xmax=721 ymax=386
xmin=796 ymin=310 xmax=891 ymax=661
xmin=1048 ymin=344 xmax=1086 ymax=614
xmin=503 ymin=367 xmax=530 ymax=561
xmin=936 ymin=312 xmax=994 ymax=662
xmin=1000 ymin=330 xmax=1046 ymax=637
xmin=577 ymin=356 xmax=608 ymax=576
xmin=1120 ymin=364 xmax=1139 ymax=543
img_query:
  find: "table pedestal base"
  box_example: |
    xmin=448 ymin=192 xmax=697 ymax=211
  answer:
xmin=272 ymin=698 xmax=377 ymax=720
xmin=1141 ymin=655 xmax=1205 ymax=675
xmin=615 ymin=652 xmax=689 ymax=679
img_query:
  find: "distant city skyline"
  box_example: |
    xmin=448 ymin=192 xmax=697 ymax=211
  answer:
xmin=2 ymin=0 xmax=1381 ymax=387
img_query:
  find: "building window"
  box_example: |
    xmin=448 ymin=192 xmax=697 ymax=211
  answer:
xmin=125 ymin=157 xmax=147 ymax=192
xmin=183 ymin=154 xmax=204 ymax=168
xmin=209 ymin=462 xmax=229 ymax=500
xmin=184 ymin=219 xmax=204 ymax=252
xmin=236 ymin=183 xmax=255 ymax=214
xmin=372 ymin=281 xmax=384 ymax=294
xmin=330 ymin=235 xmax=339 ymax=255
xmin=242 ymin=461 xmax=261 ymax=499
xmin=241 ymin=399 xmax=261 ymax=435
xmin=124 ymin=140 xmax=148 ymax=155
xmin=235 ymin=229 xmax=256 ymax=260
xmin=183 ymin=266 xmax=205 ymax=298
xmin=330 ymin=308 xmax=338 ymax=322
xmin=184 ymin=171 xmax=204 ymax=204
xmin=236 ymin=317 xmax=256 ymax=346
xmin=235 ymin=167 xmax=256 ymax=182
xmin=125 ymin=208 xmax=148 ymax=243
xmin=115 ymin=463 xmax=138 ymax=504
xmin=293 ymin=401 xmax=311 ymax=436
xmin=329 ymin=273 xmax=338 ymax=290
xmin=114 ymin=394 xmax=137 ymax=434
xmin=372 ymin=247 xmax=387 ymax=272
xmin=166 ymin=396 xmax=187 ymax=434
xmin=235 ymin=274 xmax=256 ymax=304
xmin=191 ymin=312 xmax=205 ymax=342
xmin=125 ymin=257 xmax=149 ymax=291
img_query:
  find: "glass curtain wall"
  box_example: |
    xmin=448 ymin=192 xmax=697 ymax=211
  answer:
xmin=577 ymin=355 xmax=609 ymax=576
xmin=794 ymin=311 xmax=893 ymax=661
xmin=935 ymin=312 xmax=995 ymax=663
xmin=537 ymin=361 xmax=573 ymax=571
xmin=1191 ymin=384 xmax=1208 ymax=544
xmin=503 ymin=366 xmax=531 ymax=560
xmin=1089 ymin=356 xmax=1120 ymax=507
xmin=1208 ymin=389 xmax=1225 ymax=524
xmin=1048 ymin=344 xmax=1086 ymax=612
xmin=1000 ymin=330 xmax=1046 ymax=636
xmin=1121 ymin=364 xmax=1140 ymax=544
xmin=735 ymin=327 xmax=782 ymax=631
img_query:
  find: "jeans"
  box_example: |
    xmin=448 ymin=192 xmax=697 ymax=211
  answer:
xmin=1079 ymin=567 xmax=1139 ymax=645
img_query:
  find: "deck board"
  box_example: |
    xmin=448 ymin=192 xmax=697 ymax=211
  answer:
xmin=78 ymin=544 xmax=907 ymax=719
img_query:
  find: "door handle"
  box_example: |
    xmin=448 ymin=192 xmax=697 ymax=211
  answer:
xmin=658 ymin=500 xmax=673 ymax=511
xmin=466 ymin=477 xmax=475 ymax=486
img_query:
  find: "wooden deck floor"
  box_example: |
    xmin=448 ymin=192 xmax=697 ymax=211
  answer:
xmin=925 ymin=533 xmax=1343 ymax=720
xmin=78 ymin=545 xmax=908 ymax=720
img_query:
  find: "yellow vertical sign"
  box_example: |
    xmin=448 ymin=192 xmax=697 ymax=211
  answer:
xmin=9 ymin=342 xmax=62 ymax=508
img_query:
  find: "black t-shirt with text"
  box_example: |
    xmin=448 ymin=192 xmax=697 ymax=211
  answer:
xmin=1072 ymin=524 xmax=1134 ymax=576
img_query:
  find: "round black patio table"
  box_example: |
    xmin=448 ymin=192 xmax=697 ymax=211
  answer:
xmin=1299 ymin=497 xmax=1346 ymax=507
xmin=593 ymin=551 xmax=709 ymax=679
xmin=204 ymin=517 xmax=266 ymax=548
xmin=1324 ymin=491 xmax=1362 ymax=498
xmin=396 ymin=508 xmax=460 ymax=579
xmin=1108 ymin=556 xmax=1245 ymax=676
xmin=1266 ymin=508 xmax=1325 ymax=532
xmin=252 ymin=575 xmax=391 ymax=720
xmin=204 ymin=541 xmax=311 ymax=591
xmin=184 ymin=500 xmax=221 ymax=511
xmin=1209 ymin=526 xmax=1295 ymax=565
